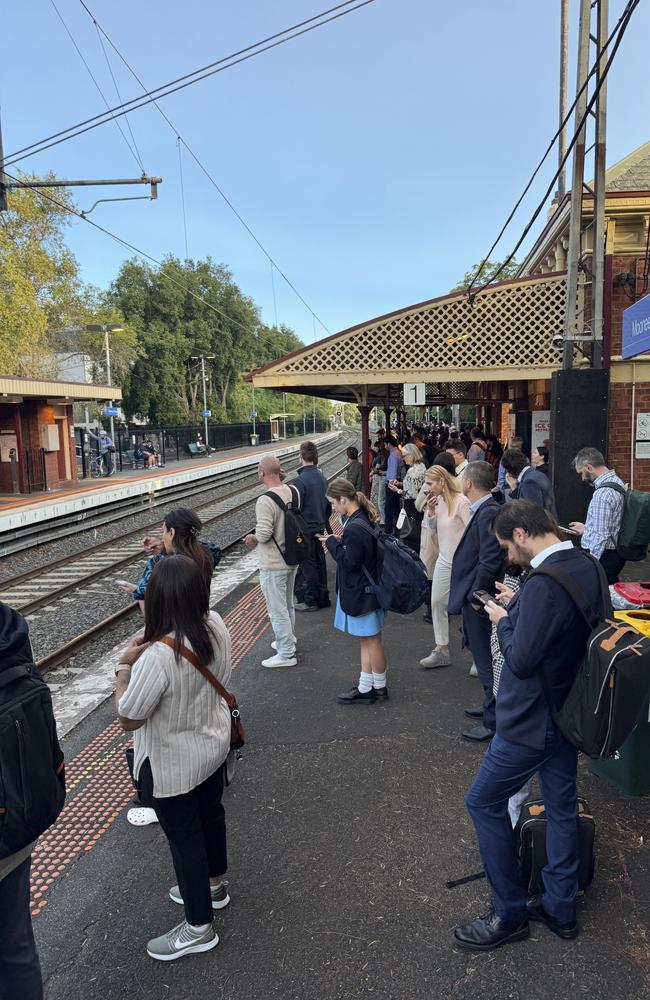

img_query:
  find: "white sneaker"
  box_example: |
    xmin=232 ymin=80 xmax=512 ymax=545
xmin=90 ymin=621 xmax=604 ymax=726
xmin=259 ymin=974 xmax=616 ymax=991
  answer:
xmin=271 ymin=639 xmax=297 ymax=652
xmin=262 ymin=653 xmax=298 ymax=668
xmin=469 ymin=662 xmax=478 ymax=677
xmin=127 ymin=806 xmax=158 ymax=826
xmin=146 ymin=920 xmax=218 ymax=961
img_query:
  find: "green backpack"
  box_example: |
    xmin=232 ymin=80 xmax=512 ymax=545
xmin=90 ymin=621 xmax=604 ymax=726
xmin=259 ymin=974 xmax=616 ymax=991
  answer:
xmin=596 ymin=482 xmax=650 ymax=562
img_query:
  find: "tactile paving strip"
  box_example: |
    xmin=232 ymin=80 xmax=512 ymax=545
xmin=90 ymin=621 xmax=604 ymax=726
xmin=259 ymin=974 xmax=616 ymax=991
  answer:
xmin=29 ymin=584 xmax=269 ymax=917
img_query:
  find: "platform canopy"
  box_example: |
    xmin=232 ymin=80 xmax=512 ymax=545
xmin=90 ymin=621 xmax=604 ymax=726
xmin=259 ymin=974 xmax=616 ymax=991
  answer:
xmin=0 ymin=375 xmax=122 ymax=403
xmin=248 ymin=272 xmax=571 ymax=405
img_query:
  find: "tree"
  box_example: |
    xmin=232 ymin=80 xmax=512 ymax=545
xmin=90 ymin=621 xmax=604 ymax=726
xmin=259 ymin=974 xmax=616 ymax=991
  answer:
xmin=452 ymin=258 xmax=519 ymax=292
xmin=0 ymin=175 xmax=87 ymax=375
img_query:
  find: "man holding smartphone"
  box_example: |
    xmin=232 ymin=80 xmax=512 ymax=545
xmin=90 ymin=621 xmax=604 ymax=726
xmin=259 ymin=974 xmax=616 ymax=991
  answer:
xmin=448 ymin=462 xmax=504 ymax=742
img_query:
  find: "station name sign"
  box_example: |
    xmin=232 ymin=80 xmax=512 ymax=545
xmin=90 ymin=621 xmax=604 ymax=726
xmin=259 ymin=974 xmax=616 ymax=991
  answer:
xmin=622 ymin=294 xmax=650 ymax=359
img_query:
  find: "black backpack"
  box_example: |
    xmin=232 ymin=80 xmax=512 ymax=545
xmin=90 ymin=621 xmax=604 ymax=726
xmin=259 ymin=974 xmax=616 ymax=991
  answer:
xmin=355 ymin=520 xmax=430 ymax=615
xmin=267 ymin=485 xmax=312 ymax=566
xmin=531 ymin=559 xmax=650 ymax=759
xmin=0 ymin=661 xmax=66 ymax=858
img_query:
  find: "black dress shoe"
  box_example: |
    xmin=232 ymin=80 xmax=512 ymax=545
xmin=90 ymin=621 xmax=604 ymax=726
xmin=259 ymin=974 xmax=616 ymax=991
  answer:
xmin=527 ymin=896 xmax=578 ymax=939
xmin=464 ymin=707 xmax=483 ymax=720
xmin=337 ymin=686 xmax=376 ymax=705
xmin=374 ymin=686 xmax=389 ymax=699
xmin=462 ymin=724 xmax=495 ymax=742
xmin=294 ymin=603 xmax=319 ymax=612
xmin=422 ymin=611 xmax=433 ymax=624
xmin=454 ymin=911 xmax=529 ymax=952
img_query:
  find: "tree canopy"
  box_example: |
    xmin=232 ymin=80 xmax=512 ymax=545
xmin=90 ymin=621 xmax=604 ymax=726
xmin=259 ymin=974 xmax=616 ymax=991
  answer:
xmin=452 ymin=258 xmax=519 ymax=292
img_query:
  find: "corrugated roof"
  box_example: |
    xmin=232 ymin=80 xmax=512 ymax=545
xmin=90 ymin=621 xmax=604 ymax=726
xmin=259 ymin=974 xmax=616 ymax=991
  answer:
xmin=0 ymin=376 xmax=121 ymax=401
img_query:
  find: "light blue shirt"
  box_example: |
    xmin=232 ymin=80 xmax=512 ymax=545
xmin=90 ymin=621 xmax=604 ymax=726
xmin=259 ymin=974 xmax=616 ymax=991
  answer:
xmin=386 ymin=447 xmax=401 ymax=481
xmin=469 ymin=493 xmax=492 ymax=516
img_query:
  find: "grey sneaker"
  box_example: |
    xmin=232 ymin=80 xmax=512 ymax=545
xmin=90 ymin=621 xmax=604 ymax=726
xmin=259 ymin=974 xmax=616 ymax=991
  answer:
xmin=146 ymin=919 xmax=218 ymax=961
xmin=169 ymin=881 xmax=230 ymax=910
xmin=419 ymin=648 xmax=451 ymax=669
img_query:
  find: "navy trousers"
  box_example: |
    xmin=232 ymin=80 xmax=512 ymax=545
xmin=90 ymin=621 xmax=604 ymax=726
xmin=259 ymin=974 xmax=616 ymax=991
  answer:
xmin=466 ymin=729 xmax=579 ymax=925
xmin=0 ymin=857 xmax=43 ymax=1000
xmin=462 ymin=605 xmax=496 ymax=731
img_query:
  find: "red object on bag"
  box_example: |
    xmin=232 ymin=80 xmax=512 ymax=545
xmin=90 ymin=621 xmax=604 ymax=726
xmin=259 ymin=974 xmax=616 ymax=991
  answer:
xmin=613 ymin=582 xmax=650 ymax=607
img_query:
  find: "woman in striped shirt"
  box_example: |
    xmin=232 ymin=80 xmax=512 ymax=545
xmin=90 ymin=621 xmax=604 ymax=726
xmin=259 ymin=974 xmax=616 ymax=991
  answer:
xmin=115 ymin=555 xmax=233 ymax=962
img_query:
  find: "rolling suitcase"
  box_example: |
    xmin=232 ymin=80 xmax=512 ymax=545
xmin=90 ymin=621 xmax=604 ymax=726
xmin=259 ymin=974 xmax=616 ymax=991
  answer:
xmin=613 ymin=582 xmax=650 ymax=608
xmin=515 ymin=798 xmax=595 ymax=896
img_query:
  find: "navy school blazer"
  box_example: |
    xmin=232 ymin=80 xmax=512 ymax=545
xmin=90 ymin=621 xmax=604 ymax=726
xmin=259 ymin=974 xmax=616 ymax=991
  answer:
xmin=325 ymin=510 xmax=380 ymax=617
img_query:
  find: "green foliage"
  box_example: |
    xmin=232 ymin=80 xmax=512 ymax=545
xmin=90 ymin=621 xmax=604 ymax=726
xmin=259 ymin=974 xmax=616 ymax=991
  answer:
xmin=452 ymin=258 xmax=519 ymax=292
xmin=0 ymin=177 xmax=86 ymax=375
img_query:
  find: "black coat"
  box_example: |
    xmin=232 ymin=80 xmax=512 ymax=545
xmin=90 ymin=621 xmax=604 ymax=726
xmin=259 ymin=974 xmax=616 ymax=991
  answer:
xmin=448 ymin=497 xmax=504 ymax=615
xmin=325 ymin=510 xmax=380 ymax=616
xmin=511 ymin=467 xmax=556 ymax=514
xmin=496 ymin=548 xmax=604 ymax=748
xmin=294 ymin=465 xmax=329 ymax=533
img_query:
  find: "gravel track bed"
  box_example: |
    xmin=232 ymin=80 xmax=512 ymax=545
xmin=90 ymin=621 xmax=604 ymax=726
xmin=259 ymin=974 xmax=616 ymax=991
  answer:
xmin=0 ymin=437 xmax=351 ymax=582
xmin=29 ymin=443 xmax=354 ymax=662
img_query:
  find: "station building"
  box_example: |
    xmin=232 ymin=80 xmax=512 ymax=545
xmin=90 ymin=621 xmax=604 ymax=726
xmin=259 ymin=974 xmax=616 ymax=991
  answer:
xmin=249 ymin=141 xmax=650 ymax=518
xmin=0 ymin=376 xmax=120 ymax=494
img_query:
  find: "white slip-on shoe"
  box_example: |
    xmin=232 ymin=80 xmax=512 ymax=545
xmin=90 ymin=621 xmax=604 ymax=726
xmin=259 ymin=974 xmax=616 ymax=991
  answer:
xmin=127 ymin=806 xmax=158 ymax=826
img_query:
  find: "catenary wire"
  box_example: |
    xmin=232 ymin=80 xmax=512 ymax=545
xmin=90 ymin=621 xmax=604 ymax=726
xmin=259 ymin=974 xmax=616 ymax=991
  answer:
xmin=47 ymin=0 xmax=145 ymax=173
xmin=177 ymin=136 xmax=189 ymax=260
xmin=469 ymin=0 xmax=640 ymax=298
xmin=467 ymin=0 xmax=640 ymax=298
xmin=93 ymin=20 xmax=146 ymax=174
xmin=75 ymin=0 xmax=333 ymax=334
xmin=3 ymin=0 xmax=378 ymax=169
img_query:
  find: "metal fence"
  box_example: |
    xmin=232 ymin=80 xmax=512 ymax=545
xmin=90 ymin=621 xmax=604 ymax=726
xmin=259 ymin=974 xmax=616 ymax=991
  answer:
xmin=75 ymin=418 xmax=330 ymax=477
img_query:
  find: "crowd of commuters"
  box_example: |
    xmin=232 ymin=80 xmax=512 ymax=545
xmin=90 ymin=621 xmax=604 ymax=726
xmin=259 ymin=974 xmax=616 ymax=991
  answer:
xmin=3 ymin=420 xmax=639 ymax=996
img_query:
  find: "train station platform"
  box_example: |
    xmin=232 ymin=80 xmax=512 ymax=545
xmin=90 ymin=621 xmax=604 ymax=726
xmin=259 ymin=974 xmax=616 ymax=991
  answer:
xmin=0 ymin=431 xmax=338 ymax=534
xmin=32 ymin=561 xmax=650 ymax=999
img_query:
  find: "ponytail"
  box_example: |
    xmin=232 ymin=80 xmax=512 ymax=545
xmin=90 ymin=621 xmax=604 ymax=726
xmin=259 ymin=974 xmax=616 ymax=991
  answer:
xmin=355 ymin=491 xmax=380 ymax=523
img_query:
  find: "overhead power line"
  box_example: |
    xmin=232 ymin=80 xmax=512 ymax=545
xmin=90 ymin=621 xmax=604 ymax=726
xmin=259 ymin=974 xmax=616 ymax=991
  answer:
xmin=75 ymin=0 xmax=332 ymax=334
xmin=3 ymin=0 xmax=378 ymax=170
xmin=467 ymin=0 xmax=641 ymax=298
xmin=47 ymin=0 xmax=145 ymax=173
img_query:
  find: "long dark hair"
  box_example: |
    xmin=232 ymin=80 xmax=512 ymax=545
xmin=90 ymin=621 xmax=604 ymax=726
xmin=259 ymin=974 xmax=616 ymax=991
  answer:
xmin=164 ymin=507 xmax=214 ymax=590
xmin=144 ymin=555 xmax=215 ymax=668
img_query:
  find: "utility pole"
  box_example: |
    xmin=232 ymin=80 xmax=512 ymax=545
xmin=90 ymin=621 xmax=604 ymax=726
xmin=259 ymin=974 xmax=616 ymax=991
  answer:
xmin=104 ymin=331 xmax=115 ymax=444
xmin=200 ymin=355 xmax=209 ymax=447
xmin=591 ymin=0 xmax=609 ymax=369
xmin=312 ymin=397 xmax=316 ymax=434
xmin=302 ymin=399 xmax=306 ymax=436
xmin=558 ymin=0 xmax=569 ymax=201
xmin=252 ymin=382 xmax=256 ymax=438
xmin=282 ymin=391 xmax=287 ymax=439
xmin=563 ymin=0 xmax=591 ymax=371
xmin=0 ymin=113 xmax=7 ymax=212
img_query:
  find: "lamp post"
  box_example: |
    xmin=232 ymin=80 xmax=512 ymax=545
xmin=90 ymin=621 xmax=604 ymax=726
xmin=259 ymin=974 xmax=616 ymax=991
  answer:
xmin=302 ymin=399 xmax=306 ymax=437
xmin=282 ymin=391 xmax=287 ymax=439
xmin=190 ymin=354 xmax=215 ymax=449
xmin=85 ymin=323 xmax=123 ymax=444
xmin=312 ymin=397 xmax=316 ymax=434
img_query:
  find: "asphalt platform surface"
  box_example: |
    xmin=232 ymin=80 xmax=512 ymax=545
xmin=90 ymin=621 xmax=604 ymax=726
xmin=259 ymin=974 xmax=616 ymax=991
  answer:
xmin=35 ymin=563 xmax=650 ymax=1000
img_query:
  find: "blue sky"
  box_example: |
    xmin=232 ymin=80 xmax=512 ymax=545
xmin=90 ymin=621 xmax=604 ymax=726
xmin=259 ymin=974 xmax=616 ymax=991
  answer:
xmin=2 ymin=0 xmax=649 ymax=342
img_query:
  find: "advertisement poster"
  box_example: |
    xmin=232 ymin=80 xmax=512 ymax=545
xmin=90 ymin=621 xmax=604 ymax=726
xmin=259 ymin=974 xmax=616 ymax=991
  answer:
xmin=531 ymin=411 xmax=551 ymax=453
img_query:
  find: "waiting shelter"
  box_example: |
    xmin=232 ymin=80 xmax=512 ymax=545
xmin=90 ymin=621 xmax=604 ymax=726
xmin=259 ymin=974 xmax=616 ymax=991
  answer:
xmin=248 ymin=141 xmax=650 ymax=521
xmin=0 ymin=376 xmax=121 ymax=494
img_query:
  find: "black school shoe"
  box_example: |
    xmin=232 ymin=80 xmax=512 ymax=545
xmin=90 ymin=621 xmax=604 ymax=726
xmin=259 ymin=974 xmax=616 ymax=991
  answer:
xmin=337 ymin=686 xmax=376 ymax=705
xmin=454 ymin=911 xmax=529 ymax=952
xmin=374 ymin=686 xmax=389 ymax=699
xmin=526 ymin=896 xmax=578 ymax=939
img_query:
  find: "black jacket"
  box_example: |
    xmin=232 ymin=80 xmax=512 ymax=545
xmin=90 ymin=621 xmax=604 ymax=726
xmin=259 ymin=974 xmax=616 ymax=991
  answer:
xmin=511 ymin=467 xmax=556 ymax=514
xmin=496 ymin=548 xmax=604 ymax=748
xmin=325 ymin=510 xmax=380 ymax=616
xmin=448 ymin=497 xmax=504 ymax=615
xmin=294 ymin=465 xmax=329 ymax=533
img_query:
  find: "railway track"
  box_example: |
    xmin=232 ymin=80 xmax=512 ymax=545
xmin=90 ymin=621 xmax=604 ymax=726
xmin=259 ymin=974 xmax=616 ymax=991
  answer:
xmin=0 ymin=434 xmax=342 ymax=558
xmin=0 ymin=436 xmax=346 ymax=611
xmin=32 ymin=441 xmax=355 ymax=673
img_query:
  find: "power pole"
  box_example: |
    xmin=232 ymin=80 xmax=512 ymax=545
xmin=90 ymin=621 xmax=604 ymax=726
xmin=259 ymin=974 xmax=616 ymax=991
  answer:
xmin=563 ymin=0 xmax=591 ymax=370
xmin=200 ymin=355 xmax=209 ymax=447
xmin=0 ymin=113 xmax=7 ymax=212
xmin=104 ymin=331 xmax=115 ymax=444
xmin=563 ymin=0 xmax=608 ymax=371
xmin=312 ymin=398 xmax=316 ymax=434
xmin=558 ymin=0 xmax=570 ymax=201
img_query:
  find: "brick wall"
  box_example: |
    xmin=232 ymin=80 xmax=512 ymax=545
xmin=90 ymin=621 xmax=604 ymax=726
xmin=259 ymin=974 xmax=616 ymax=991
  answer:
xmin=609 ymin=382 xmax=650 ymax=490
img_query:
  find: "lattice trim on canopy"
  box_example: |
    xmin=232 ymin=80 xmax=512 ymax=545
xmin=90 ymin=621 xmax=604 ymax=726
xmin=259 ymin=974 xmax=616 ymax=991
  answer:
xmin=254 ymin=273 xmax=571 ymax=384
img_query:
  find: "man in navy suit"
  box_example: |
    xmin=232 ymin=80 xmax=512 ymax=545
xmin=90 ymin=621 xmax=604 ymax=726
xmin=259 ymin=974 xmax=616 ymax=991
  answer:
xmin=448 ymin=462 xmax=504 ymax=741
xmin=502 ymin=448 xmax=556 ymax=515
xmin=454 ymin=501 xmax=605 ymax=953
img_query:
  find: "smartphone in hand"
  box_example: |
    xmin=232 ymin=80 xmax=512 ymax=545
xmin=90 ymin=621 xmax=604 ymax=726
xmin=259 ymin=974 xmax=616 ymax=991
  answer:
xmin=472 ymin=590 xmax=494 ymax=606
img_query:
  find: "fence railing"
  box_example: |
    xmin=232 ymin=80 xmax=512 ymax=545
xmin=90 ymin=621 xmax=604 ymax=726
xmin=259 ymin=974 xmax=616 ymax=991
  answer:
xmin=75 ymin=418 xmax=330 ymax=478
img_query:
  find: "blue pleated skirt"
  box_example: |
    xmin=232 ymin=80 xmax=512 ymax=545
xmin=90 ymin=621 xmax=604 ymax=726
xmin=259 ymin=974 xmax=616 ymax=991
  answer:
xmin=333 ymin=596 xmax=386 ymax=636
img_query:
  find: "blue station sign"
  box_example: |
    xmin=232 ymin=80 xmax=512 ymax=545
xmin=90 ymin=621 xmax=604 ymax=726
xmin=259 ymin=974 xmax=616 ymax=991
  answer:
xmin=201 ymin=409 xmax=211 ymax=418
xmin=103 ymin=406 xmax=119 ymax=417
xmin=622 ymin=294 xmax=650 ymax=359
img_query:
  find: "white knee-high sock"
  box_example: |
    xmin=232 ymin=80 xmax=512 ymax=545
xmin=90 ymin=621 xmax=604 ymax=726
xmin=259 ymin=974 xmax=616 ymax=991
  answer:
xmin=358 ymin=671 xmax=373 ymax=693
xmin=372 ymin=671 xmax=387 ymax=689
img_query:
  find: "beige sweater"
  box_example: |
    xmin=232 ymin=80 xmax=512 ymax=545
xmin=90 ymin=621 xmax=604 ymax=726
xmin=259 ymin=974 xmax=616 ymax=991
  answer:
xmin=254 ymin=484 xmax=298 ymax=570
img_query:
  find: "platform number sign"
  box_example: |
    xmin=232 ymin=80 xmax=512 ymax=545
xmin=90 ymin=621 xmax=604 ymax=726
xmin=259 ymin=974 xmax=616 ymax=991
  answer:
xmin=403 ymin=382 xmax=425 ymax=406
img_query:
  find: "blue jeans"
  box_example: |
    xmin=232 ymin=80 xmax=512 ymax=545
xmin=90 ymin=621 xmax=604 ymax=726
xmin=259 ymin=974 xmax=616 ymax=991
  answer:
xmin=466 ymin=729 xmax=579 ymax=924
